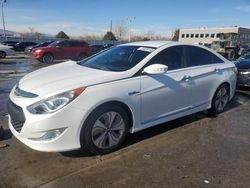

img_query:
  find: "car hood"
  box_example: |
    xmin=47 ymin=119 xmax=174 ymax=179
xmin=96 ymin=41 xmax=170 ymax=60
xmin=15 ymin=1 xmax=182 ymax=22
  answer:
xmin=0 ymin=45 xmax=12 ymax=49
xmin=235 ymin=59 xmax=250 ymax=70
xmin=18 ymin=61 xmax=127 ymax=97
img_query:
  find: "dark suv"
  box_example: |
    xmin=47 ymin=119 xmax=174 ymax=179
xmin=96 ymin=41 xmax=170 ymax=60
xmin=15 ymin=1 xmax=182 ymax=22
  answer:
xmin=32 ymin=40 xmax=91 ymax=63
xmin=13 ymin=42 xmax=37 ymax=52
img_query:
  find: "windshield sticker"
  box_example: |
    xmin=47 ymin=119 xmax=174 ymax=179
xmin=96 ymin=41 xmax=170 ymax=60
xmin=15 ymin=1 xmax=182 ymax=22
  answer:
xmin=137 ymin=47 xmax=155 ymax=52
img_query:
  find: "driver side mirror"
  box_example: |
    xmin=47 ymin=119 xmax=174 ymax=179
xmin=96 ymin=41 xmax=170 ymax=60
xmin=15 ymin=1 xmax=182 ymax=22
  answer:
xmin=143 ymin=64 xmax=168 ymax=75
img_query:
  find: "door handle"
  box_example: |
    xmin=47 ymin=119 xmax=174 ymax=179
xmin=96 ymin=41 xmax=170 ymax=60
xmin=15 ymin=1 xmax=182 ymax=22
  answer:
xmin=182 ymin=75 xmax=191 ymax=81
xmin=214 ymin=68 xmax=221 ymax=72
xmin=128 ymin=91 xmax=140 ymax=96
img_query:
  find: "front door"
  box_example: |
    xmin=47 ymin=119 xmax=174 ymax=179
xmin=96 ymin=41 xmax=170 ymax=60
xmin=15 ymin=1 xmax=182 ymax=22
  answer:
xmin=140 ymin=46 xmax=192 ymax=127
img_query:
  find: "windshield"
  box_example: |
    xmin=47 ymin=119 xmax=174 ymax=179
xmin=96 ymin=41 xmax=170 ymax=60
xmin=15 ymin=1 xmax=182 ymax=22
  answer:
xmin=48 ymin=41 xmax=59 ymax=47
xmin=79 ymin=45 xmax=155 ymax=72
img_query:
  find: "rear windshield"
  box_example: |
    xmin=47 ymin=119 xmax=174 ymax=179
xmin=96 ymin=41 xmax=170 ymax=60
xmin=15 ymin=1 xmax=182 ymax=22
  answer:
xmin=79 ymin=45 xmax=155 ymax=72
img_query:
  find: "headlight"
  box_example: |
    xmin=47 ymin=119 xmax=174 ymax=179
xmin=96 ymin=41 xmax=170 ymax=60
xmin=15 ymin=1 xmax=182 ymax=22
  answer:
xmin=35 ymin=49 xmax=42 ymax=53
xmin=27 ymin=87 xmax=85 ymax=114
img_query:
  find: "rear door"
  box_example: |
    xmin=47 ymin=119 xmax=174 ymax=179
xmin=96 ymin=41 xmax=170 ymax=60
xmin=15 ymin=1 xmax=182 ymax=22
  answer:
xmin=140 ymin=46 xmax=193 ymax=126
xmin=183 ymin=45 xmax=226 ymax=107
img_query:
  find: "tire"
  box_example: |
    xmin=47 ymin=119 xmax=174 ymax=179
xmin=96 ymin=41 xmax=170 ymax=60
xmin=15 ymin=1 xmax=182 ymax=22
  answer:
xmin=209 ymin=84 xmax=230 ymax=115
xmin=42 ymin=53 xmax=54 ymax=64
xmin=80 ymin=104 xmax=129 ymax=155
xmin=78 ymin=53 xmax=87 ymax=61
xmin=226 ymin=49 xmax=235 ymax=61
xmin=0 ymin=51 xmax=6 ymax=59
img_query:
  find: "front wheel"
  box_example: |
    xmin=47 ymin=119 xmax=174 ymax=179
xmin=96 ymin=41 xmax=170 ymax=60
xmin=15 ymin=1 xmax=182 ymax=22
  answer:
xmin=209 ymin=84 xmax=229 ymax=115
xmin=42 ymin=53 xmax=54 ymax=64
xmin=80 ymin=104 xmax=129 ymax=155
xmin=0 ymin=51 xmax=6 ymax=58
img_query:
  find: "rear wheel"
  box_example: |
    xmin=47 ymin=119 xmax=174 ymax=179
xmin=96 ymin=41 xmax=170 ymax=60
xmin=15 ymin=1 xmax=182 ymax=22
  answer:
xmin=226 ymin=49 xmax=235 ymax=61
xmin=0 ymin=51 xmax=6 ymax=58
xmin=209 ymin=84 xmax=229 ymax=115
xmin=42 ymin=53 xmax=54 ymax=64
xmin=80 ymin=104 xmax=129 ymax=155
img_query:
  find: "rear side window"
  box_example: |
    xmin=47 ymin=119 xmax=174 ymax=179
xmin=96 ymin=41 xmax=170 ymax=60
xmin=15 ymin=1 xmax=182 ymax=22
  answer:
xmin=147 ymin=46 xmax=184 ymax=70
xmin=68 ymin=41 xmax=87 ymax=47
xmin=185 ymin=46 xmax=224 ymax=67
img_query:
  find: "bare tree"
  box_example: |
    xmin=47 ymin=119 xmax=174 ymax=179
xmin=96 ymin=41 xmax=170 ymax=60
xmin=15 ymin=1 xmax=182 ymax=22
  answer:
xmin=28 ymin=27 xmax=35 ymax=34
xmin=113 ymin=21 xmax=128 ymax=41
xmin=144 ymin=30 xmax=156 ymax=40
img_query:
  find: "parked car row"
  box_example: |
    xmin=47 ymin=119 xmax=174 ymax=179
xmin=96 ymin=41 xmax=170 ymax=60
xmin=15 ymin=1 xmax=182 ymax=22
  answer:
xmin=0 ymin=39 xmax=116 ymax=61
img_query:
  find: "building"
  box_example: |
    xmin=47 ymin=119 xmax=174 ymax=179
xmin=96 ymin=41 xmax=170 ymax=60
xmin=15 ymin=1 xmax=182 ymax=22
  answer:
xmin=178 ymin=26 xmax=250 ymax=45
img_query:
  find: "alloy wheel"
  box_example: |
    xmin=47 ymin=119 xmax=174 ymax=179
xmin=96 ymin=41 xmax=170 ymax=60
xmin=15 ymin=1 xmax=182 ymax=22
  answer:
xmin=91 ymin=111 xmax=125 ymax=149
xmin=43 ymin=54 xmax=53 ymax=63
xmin=214 ymin=87 xmax=228 ymax=112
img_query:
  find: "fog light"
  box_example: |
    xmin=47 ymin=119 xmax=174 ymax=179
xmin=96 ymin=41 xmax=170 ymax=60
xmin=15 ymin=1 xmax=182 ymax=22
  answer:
xmin=28 ymin=128 xmax=67 ymax=142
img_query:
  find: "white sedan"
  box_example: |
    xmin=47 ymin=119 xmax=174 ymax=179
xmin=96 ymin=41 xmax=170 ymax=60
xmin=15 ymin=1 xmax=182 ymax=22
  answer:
xmin=0 ymin=44 xmax=16 ymax=58
xmin=7 ymin=41 xmax=237 ymax=154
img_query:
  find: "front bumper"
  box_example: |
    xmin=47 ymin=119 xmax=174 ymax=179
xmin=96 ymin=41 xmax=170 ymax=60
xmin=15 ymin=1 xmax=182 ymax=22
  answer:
xmin=8 ymin=99 xmax=88 ymax=152
xmin=32 ymin=51 xmax=42 ymax=60
xmin=237 ymin=75 xmax=250 ymax=87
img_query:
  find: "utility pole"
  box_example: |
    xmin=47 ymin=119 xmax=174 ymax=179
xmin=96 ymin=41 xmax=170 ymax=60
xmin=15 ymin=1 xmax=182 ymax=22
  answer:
xmin=1 ymin=0 xmax=6 ymax=39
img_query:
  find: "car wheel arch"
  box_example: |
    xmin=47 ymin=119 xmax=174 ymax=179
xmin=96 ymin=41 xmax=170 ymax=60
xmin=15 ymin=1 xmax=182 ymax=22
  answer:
xmin=43 ymin=52 xmax=54 ymax=58
xmin=78 ymin=100 xmax=134 ymax=145
xmin=215 ymin=82 xmax=231 ymax=98
xmin=42 ymin=52 xmax=54 ymax=63
xmin=209 ymin=82 xmax=231 ymax=115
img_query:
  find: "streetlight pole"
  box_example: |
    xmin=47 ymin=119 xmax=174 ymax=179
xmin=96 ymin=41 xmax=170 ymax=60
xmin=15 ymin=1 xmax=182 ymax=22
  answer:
xmin=1 ymin=0 xmax=6 ymax=39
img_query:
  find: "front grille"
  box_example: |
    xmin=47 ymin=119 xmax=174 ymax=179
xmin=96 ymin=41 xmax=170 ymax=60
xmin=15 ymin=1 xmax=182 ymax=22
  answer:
xmin=7 ymin=99 xmax=26 ymax=133
xmin=237 ymin=76 xmax=250 ymax=86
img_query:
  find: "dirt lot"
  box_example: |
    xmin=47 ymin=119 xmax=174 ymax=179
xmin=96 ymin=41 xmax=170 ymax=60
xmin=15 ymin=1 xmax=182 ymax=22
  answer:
xmin=0 ymin=55 xmax=250 ymax=188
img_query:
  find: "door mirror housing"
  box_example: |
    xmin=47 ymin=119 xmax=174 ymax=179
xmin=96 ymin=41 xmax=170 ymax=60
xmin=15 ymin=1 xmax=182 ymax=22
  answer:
xmin=143 ymin=64 xmax=168 ymax=75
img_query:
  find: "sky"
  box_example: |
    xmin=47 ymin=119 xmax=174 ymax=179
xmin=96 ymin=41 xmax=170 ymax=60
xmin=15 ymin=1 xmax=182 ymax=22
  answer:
xmin=2 ymin=0 xmax=250 ymax=37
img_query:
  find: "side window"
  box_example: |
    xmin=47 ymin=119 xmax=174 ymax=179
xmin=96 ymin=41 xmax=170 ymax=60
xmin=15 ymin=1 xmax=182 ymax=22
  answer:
xmin=185 ymin=46 xmax=224 ymax=67
xmin=72 ymin=42 xmax=82 ymax=47
xmin=58 ymin=41 xmax=69 ymax=48
xmin=68 ymin=41 xmax=74 ymax=47
xmin=147 ymin=46 xmax=184 ymax=71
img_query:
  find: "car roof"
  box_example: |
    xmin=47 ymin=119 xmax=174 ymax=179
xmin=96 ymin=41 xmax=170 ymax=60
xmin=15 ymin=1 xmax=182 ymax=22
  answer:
xmin=120 ymin=41 xmax=176 ymax=48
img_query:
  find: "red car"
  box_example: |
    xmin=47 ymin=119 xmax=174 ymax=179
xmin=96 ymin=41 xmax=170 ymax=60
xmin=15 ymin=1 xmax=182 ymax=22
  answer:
xmin=32 ymin=40 xmax=91 ymax=63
